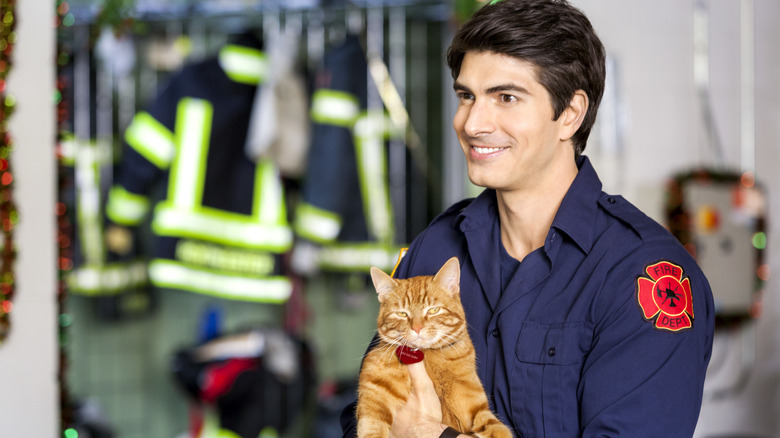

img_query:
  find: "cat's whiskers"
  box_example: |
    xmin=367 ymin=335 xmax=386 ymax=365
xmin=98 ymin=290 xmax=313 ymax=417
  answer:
xmin=435 ymin=332 xmax=469 ymax=359
xmin=379 ymin=335 xmax=406 ymax=362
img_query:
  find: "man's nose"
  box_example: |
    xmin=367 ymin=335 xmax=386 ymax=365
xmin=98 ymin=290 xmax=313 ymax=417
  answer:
xmin=463 ymin=100 xmax=495 ymax=137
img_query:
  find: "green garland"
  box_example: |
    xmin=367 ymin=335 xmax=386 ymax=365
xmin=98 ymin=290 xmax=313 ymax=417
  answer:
xmin=0 ymin=0 xmax=18 ymax=346
xmin=56 ymin=0 xmax=75 ymax=432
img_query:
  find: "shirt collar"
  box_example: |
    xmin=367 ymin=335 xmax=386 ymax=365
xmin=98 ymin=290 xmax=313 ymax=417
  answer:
xmin=457 ymin=155 xmax=603 ymax=254
xmin=551 ymin=155 xmax=602 ymax=253
xmin=457 ymin=187 xmax=498 ymax=232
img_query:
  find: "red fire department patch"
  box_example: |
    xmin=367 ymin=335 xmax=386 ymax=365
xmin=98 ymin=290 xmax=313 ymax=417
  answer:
xmin=636 ymin=260 xmax=694 ymax=332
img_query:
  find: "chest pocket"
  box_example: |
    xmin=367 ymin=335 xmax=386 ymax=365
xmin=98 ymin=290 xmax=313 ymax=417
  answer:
xmin=510 ymin=322 xmax=593 ymax=437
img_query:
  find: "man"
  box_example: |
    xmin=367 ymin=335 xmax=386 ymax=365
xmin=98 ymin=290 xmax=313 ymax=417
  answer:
xmin=342 ymin=0 xmax=714 ymax=436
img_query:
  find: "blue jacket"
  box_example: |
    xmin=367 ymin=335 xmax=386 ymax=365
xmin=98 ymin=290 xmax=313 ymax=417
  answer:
xmin=342 ymin=156 xmax=714 ymax=437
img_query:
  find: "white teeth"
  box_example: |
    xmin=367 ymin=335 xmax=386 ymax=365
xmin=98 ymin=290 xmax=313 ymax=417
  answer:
xmin=473 ymin=146 xmax=505 ymax=154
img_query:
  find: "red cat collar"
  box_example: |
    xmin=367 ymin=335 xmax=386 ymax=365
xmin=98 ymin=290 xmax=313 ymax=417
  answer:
xmin=395 ymin=345 xmax=424 ymax=365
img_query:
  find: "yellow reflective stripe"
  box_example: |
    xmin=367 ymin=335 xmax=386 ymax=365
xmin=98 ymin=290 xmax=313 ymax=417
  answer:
xmin=197 ymin=406 xmax=221 ymax=438
xmin=390 ymin=247 xmax=408 ymax=278
xmin=106 ymin=185 xmax=151 ymax=225
xmin=124 ymin=112 xmax=176 ymax=169
xmin=67 ymin=261 xmax=148 ymax=295
xmin=175 ymin=239 xmax=275 ymax=276
xmin=149 ymin=259 xmax=292 ymax=303
xmin=354 ymin=111 xmax=394 ymax=244
xmin=311 ymin=89 xmax=360 ymax=127
xmin=255 ymin=158 xmax=286 ymax=225
xmin=75 ymin=140 xmax=105 ymax=264
xmin=353 ymin=110 xmax=396 ymax=140
xmin=218 ymin=44 xmax=268 ymax=85
xmin=171 ymin=98 xmax=211 ymax=209
xmin=152 ymin=203 xmax=293 ymax=251
xmin=259 ymin=427 xmax=279 ymax=438
xmin=294 ymin=202 xmax=342 ymax=244
xmin=215 ymin=430 xmax=242 ymax=438
xmin=318 ymin=244 xmax=403 ymax=273
xmin=155 ymin=98 xmax=290 ymax=251
xmin=58 ymin=132 xmax=76 ymax=165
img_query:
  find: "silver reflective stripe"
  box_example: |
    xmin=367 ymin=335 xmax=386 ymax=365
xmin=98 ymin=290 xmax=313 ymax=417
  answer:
xmin=67 ymin=261 xmax=148 ymax=295
xmin=153 ymin=205 xmax=293 ymax=251
xmin=171 ymin=98 xmax=210 ymax=209
xmin=319 ymin=245 xmax=401 ymax=273
xmin=106 ymin=185 xmax=150 ymax=225
xmin=310 ymin=89 xmax=360 ymax=127
xmin=124 ymin=112 xmax=176 ymax=169
xmin=218 ymin=45 xmax=268 ymax=85
xmin=354 ymin=112 xmax=394 ymax=244
xmin=293 ymin=203 xmax=341 ymax=243
xmin=149 ymin=259 xmax=292 ymax=303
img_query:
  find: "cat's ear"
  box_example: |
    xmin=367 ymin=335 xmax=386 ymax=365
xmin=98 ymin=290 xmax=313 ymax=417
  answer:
xmin=370 ymin=266 xmax=397 ymax=303
xmin=433 ymin=257 xmax=460 ymax=296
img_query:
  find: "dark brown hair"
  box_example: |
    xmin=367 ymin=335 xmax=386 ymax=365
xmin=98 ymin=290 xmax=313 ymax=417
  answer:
xmin=447 ymin=0 xmax=605 ymax=157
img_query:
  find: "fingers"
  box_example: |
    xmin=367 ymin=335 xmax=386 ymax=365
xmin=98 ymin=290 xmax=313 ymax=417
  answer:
xmin=406 ymin=362 xmax=432 ymax=391
xmin=405 ymin=362 xmax=441 ymax=418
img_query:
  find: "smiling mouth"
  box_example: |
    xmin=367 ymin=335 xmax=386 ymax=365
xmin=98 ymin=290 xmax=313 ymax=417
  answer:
xmin=472 ymin=145 xmax=508 ymax=154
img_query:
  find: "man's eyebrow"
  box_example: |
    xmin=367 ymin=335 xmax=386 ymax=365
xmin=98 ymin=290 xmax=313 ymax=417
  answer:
xmin=485 ymin=83 xmax=530 ymax=95
xmin=452 ymin=81 xmax=530 ymax=95
xmin=453 ymin=81 xmax=471 ymax=93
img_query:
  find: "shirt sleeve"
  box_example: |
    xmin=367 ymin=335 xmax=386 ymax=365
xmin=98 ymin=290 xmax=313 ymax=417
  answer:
xmin=106 ymin=78 xmax=180 ymax=227
xmin=580 ymin=242 xmax=715 ymax=436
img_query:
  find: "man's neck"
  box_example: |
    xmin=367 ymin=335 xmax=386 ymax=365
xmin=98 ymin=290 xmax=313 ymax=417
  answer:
xmin=495 ymin=159 xmax=578 ymax=262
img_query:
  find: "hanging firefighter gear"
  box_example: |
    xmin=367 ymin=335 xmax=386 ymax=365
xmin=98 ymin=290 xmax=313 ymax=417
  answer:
xmin=106 ymin=35 xmax=294 ymax=302
xmin=293 ymin=34 xmax=405 ymax=274
xmin=61 ymin=133 xmax=151 ymax=318
xmin=171 ymin=328 xmax=316 ymax=438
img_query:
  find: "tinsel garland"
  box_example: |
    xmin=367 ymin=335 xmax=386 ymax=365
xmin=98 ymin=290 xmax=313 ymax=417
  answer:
xmin=56 ymin=0 xmax=75 ymax=431
xmin=0 ymin=0 xmax=18 ymax=345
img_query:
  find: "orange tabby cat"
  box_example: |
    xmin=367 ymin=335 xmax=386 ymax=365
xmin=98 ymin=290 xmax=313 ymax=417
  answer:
xmin=356 ymin=257 xmax=513 ymax=437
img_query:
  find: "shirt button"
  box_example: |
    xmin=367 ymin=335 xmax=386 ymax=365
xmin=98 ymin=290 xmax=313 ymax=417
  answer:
xmin=608 ymin=196 xmax=616 ymax=204
xmin=492 ymin=329 xmax=499 ymax=338
xmin=547 ymin=347 xmax=556 ymax=357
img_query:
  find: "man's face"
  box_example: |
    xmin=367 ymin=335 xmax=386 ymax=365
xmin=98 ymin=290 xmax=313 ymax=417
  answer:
xmin=453 ymin=51 xmax=574 ymax=193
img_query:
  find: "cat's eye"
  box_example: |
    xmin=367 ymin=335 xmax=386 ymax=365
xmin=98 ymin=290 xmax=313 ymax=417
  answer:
xmin=428 ymin=307 xmax=441 ymax=315
xmin=397 ymin=311 xmax=408 ymax=318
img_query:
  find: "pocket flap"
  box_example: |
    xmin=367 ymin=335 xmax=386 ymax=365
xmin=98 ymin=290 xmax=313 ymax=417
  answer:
xmin=515 ymin=322 xmax=593 ymax=366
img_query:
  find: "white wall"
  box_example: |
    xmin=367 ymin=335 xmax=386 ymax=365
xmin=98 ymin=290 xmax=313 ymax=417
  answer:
xmin=575 ymin=1 xmax=780 ymax=436
xmin=0 ymin=0 xmax=58 ymax=436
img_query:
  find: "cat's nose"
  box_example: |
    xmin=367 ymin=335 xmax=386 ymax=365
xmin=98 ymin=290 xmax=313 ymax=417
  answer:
xmin=412 ymin=325 xmax=423 ymax=334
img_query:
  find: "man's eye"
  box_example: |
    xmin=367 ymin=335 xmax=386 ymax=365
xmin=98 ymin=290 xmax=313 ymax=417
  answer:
xmin=456 ymin=91 xmax=474 ymax=101
xmin=499 ymin=94 xmax=517 ymax=103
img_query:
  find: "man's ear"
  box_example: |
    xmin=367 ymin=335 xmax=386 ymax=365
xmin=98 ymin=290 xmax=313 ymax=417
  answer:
xmin=559 ymin=90 xmax=588 ymax=142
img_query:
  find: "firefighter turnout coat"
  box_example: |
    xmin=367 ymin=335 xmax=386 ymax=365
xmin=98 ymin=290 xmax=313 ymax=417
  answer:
xmin=294 ymin=34 xmax=404 ymax=274
xmin=106 ymin=39 xmax=293 ymax=303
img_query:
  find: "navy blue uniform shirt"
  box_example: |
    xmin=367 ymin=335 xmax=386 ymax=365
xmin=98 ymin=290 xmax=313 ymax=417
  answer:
xmin=342 ymin=156 xmax=714 ymax=437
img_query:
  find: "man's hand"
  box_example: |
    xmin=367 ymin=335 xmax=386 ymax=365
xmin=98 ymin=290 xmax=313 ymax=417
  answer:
xmin=390 ymin=362 xmax=448 ymax=438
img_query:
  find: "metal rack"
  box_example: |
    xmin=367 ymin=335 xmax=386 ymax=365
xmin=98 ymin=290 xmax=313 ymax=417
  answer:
xmin=58 ymin=1 xmax=456 ymax=436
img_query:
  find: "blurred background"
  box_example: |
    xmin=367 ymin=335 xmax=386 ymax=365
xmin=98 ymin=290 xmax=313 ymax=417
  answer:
xmin=0 ymin=0 xmax=778 ymax=437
